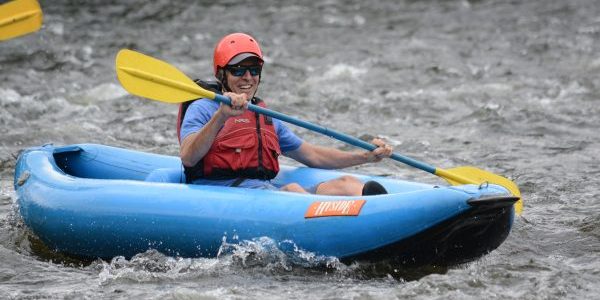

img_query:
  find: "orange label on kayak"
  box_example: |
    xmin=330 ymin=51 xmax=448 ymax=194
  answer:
xmin=304 ymin=200 xmax=366 ymax=218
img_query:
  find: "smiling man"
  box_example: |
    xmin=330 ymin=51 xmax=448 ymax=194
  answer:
xmin=178 ymin=33 xmax=392 ymax=195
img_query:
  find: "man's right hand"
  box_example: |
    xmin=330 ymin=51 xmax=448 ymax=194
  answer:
xmin=218 ymin=92 xmax=249 ymax=118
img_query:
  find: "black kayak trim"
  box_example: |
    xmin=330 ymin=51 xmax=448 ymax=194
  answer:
xmin=342 ymin=196 xmax=518 ymax=267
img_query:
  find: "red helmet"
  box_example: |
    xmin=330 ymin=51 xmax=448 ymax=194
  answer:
xmin=213 ymin=33 xmax=264 ymax=76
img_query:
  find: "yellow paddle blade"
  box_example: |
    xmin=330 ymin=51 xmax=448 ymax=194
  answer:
xmin=0 ymin=0 xmax=42 ymax=41
xmin=115 ymin=49 xmax=216 ymax=103
xmin=437 ymin=166 xmax=522 ymax=214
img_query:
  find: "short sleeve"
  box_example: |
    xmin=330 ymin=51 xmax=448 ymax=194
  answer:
xmin=274 ymin=119 xmax=303 ymax=152
xmin=179 ymin=99 xmax=219 ymax=142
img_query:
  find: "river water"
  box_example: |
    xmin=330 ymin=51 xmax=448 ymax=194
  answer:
xmin=1 ymin=0 xmax=599 ymax=299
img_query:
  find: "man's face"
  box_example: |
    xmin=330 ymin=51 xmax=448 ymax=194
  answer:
xmin=225 ymin=58 xmax=261 ymax=97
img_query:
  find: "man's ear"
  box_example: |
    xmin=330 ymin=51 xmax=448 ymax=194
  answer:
xmin=216 ymin=68 xmax=229 ymax=91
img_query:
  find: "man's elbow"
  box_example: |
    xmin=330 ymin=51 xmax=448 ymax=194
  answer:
xmin=181 ymin=158 xmax=193 ymax=167
xmin=179 ymin=150 xmax=195 ymax=167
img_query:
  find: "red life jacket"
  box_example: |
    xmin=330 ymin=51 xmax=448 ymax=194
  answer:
xmin=177 ymin=81 xmax=280 ymax=182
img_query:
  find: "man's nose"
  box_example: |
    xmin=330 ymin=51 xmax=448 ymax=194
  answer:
xmin=242 ymin=70 xmax=253 ymax=79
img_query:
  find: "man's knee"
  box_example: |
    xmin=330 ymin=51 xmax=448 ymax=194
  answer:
xmin=281 ymin=183 xmax=308 ymax=193
xmin=316 ymin=175 xmax=363 ymax=196
xmin=336 ymin=175 xmax=362 ymax=185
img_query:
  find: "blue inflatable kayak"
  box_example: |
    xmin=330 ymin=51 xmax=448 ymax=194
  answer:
xmin=14 ymin=144 xmax=517 ymax=266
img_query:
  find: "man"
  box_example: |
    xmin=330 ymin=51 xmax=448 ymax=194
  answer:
xmin=179 ymin=33 xmax=392 ymax=195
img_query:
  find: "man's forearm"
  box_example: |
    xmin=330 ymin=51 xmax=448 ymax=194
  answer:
xmin=305 ymin=145 xmax=369 ymax=169
xmin=180 ymin=111 xmax=228 ymax=167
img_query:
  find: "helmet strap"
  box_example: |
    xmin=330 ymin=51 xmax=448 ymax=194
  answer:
xmin=216 ymin=68 xmax=230 ymax=92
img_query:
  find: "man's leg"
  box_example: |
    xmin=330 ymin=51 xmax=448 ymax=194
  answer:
xmin=314 ymin=175 xmax=364 ymax=196
xmin=280 ymin=176 xmax=387 ymax=196
xmin=280 ymin=177 xmax=362 ymax=195
xmin=280 ymin=183 xmax=310 ymax=193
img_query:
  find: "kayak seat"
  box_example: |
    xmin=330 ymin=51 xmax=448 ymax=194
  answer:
xmin=145 ymin=167 xmax=186 ymax=183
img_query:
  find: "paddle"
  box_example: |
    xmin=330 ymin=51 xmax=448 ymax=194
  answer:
xmin=115 ymin=49 xmax=523 ymax=214
xmin=0 ymin=0 xmax=42 ymax=41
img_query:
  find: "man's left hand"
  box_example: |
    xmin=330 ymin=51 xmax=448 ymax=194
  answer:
xmin=366 ymin=138 xmax=393 ymax=163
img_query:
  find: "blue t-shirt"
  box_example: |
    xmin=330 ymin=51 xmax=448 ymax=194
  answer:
xmin=180 ymin=99 xmax=303 ymax=153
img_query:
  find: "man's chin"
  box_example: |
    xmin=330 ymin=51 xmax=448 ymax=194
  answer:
xmin=235 ymin=89 xmax=256 ymax=97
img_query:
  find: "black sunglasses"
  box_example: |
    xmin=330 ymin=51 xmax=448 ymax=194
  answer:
xmin=226 ymin=65 xmax=262 ymax=77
